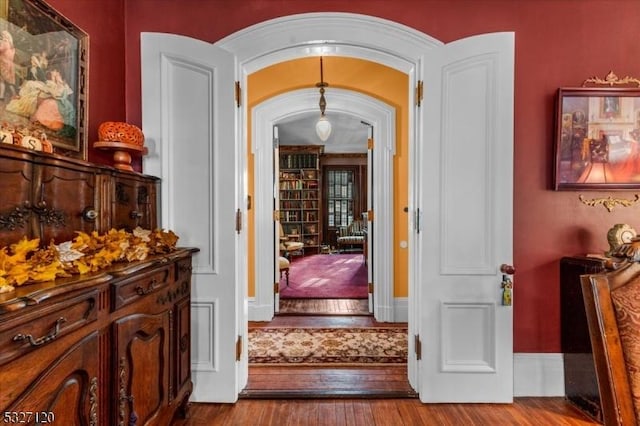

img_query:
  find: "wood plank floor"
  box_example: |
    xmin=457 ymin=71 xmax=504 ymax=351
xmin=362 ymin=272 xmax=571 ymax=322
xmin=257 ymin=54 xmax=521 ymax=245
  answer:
xmin=171 ymin=398 xmax=598 ymax=425
xmin=243 ymin=366 xmax=416 ymax=399
xmin=250 ymin=314 xmax=401 ymax=329
xmin=247 ymin=312 xmax=410 ymax=397
xmin=279 ymin=298 xmax=369 ymax=315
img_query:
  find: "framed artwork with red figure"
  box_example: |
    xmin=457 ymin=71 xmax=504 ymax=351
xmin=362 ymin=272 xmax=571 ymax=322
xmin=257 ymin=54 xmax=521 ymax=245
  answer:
xmin=0 ymin=0 xmax=88 ymax=159
xmin=554 ymin=80 xmax=640 ymax=190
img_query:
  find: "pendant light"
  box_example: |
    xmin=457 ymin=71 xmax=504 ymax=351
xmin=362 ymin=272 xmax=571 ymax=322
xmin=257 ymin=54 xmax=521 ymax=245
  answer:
xmin=315 ymin=57 xmax=331 ymax=141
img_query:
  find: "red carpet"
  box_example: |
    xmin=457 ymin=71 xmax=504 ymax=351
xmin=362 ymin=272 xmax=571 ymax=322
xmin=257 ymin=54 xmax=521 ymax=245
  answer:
xmin=280 ymin=254 xmax=368 ymax=299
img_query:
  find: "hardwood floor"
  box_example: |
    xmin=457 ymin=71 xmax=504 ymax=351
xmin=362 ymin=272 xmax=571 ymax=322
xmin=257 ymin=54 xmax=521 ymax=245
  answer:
xmin=278 ymin=298 xmax=369 ymax=315
xmin=247 ymin=306 xmax=409 ymax=398
xmin=250 ymin=314 xmax=401 ymax=329
xmin=243 ymin=366 xmax=415 ymax=399
xmin=172 ymin=398 xmax=598 ymax=425
xmin=198 ymin=302 xmax=599 ymax=426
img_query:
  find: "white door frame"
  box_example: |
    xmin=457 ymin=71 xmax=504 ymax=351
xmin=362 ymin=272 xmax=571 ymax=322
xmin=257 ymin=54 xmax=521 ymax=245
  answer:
xmin=218 ymin=11 xmax=441 ymax=393
xmin=142 ymin=13 xmax=518 ymax=403
xmin=251 ymin=88 xmax=396 ymax=321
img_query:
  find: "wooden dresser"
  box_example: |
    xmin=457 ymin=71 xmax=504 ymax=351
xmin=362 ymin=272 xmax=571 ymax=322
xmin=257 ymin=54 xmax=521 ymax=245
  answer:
xmin=0 ymin=144 xmax=158 ymax=247
xmin=0 ymin=145 xmax=196 ymax=425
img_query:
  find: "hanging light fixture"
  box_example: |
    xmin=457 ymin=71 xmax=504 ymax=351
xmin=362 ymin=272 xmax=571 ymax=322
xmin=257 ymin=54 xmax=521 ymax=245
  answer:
xmin=315 ymin=56 xmax=331 ymax=142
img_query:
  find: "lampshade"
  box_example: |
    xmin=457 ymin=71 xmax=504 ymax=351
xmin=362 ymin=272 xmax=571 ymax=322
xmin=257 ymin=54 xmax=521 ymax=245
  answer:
xmin=316 ymin=116 xmax=332 ymax=141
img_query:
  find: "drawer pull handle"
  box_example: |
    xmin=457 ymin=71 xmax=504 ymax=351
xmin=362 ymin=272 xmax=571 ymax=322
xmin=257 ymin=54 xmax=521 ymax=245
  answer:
xmin=135 ymin=279 xmax=158 ymax=295
xmin=129 ymin=210 xmax=143 ymax=219
xmin=13 ymin=317 xmax=67 ymax=347
xmin=83 ymin=207 xmax=98 ymax=221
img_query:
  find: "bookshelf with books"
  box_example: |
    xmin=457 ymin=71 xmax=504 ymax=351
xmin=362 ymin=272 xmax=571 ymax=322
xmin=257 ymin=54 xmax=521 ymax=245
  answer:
xmin=279 ymin=146 xmax=322 ymax=254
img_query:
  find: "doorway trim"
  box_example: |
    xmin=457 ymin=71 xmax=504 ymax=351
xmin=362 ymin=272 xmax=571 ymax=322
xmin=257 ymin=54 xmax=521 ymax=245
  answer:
xmin=217 ymin=12 xmax=441 ymax=73
xmin=217 ymin=11 xmax=442 ymax=393
xmin=251 ymin=88 xmax=396 ymax=321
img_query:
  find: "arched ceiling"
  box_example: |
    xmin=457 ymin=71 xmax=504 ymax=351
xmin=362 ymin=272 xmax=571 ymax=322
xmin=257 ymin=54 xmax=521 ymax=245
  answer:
xmin=276 ymin=110 xmax=369 ymax=153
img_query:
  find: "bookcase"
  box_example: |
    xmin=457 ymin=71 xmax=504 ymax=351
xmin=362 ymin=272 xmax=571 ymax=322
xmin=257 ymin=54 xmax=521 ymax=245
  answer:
xmin=279 ymin=146 xmax=323 ymax=254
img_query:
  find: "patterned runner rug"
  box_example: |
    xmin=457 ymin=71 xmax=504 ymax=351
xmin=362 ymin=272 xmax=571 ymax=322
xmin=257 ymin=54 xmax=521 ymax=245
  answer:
xmin=249 ymin=327 xmax=408 ymax=366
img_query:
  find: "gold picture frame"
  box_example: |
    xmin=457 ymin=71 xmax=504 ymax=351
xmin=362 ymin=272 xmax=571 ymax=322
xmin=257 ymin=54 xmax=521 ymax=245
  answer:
xmin=0 ymin=0 xmax=88 ymax=159
xmin=554 ymin=87 xmax=640 ymax=190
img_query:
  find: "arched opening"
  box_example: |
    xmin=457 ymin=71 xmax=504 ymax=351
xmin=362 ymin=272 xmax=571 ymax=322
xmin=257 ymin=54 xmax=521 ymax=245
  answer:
xmin=142 ymin=13 xmax=515 ymax=403
xmin=250 ymin=85 xmax=397 ymax=322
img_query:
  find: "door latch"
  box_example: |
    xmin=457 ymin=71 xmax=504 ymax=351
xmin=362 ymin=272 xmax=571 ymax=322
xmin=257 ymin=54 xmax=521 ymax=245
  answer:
xmin=501 ymin=275 xmax=513 ymax=306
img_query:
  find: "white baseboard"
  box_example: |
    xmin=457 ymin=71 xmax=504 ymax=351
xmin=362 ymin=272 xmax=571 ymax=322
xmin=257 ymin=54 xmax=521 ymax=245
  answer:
xmin=394 ymin=297 xmax=408 ymax=322
xmin=514 ymin=353 xmax=564 ymax=396
xmin=248 ymin=298 xmax=274 ymax=321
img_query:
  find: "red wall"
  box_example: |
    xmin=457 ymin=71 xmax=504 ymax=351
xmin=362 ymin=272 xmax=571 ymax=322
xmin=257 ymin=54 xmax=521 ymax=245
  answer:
xmin=48 ymin=0 xmax=640 ymax=353
xmin=46 ymin=0 xmax=126 ymax=166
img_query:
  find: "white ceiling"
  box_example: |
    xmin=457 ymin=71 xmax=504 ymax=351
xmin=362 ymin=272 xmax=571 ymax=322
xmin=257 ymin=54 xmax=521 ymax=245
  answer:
xmin=276 ymin=111 xmax=369 ymax=153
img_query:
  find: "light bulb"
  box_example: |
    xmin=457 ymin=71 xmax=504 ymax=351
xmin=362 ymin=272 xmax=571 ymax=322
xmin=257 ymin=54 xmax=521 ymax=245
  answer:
xmin=315 ymin=116 xmax=332 ymax=141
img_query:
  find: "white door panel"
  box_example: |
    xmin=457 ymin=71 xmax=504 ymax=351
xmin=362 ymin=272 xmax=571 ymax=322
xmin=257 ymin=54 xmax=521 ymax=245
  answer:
xmin=141 ymin=33 xmax=241 ymax=403
xmin=274 ymin=125 xmax=280 ymax=313
xmin=419 ymin=32 xmax=514 ymax=402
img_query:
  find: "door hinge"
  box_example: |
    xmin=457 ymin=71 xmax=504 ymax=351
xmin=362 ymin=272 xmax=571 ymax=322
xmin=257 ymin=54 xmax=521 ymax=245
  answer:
xmin=235 ymin=81 xmax=241 ymax=108
xmin=235 ymin=209 xmax=242 ymax=233
xmin=247 ymin=195 xmax=252 ymax=210
xmin=367 ymin=209 xmax=374 ymax=222
xmin=416 ymin=80 xmax=424 ymax=107
xmin=368 ymin=282 xmax=373 ymax=293
xmin=414 ymin=334 xmax=422 ymax=360
xmin=236 ymin=335 xmax=242 ymax=361
xmin=274 ymin=282 xmax=279 ymax=293
xmin=415 ymin=208 xmax=421 ymax=233
xmin=367 ymin=137 xmax=373 ymax=150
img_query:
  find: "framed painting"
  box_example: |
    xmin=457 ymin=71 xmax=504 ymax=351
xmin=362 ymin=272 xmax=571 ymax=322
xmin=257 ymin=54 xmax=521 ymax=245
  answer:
xmin=554 ymin=87 xmax=640 ymax=190
xmin=0 ymin=0 xmax=87 ymax=159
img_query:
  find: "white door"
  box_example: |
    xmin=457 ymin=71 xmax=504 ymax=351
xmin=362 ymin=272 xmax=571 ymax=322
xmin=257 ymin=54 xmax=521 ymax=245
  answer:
xmin=141 ymin=33 xmax=243 ymax=403
xmin=366 ymin=126 xmax=374 ymax=313
xmin=273 ymin=125 xmax=281 ymax=312
xmin=417 ymin=32 xmax=514 ymax=402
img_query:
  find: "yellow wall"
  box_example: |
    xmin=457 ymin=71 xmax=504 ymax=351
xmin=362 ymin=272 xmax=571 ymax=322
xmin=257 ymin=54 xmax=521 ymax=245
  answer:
xmin=247 ymin=56 xmax=409 ymax=298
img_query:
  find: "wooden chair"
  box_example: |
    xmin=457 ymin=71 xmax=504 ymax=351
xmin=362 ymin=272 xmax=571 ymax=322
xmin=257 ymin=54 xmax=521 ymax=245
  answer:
xmin=278 ymin=256 xmax=290 ymax=287
xmin=581 ymin=261 xmax=640 ymax=425
xmin=279 ymin=223 xmax=304 ymax=259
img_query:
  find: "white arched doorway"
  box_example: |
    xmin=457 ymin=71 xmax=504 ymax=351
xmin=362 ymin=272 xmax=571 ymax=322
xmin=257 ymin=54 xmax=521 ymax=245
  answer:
xmin=142 ymin=12 xmax=514 ymax=404
xmin=216 ymin=15 xmax=434 ymax=400
xmin=251 ymin=88 xmax=396 ymax=322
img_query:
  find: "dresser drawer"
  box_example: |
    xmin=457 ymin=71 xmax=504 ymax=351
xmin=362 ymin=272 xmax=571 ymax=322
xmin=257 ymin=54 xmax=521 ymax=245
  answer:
xmin=0 ymin=290 xmax=98 ymax=365
xmin=112 ymin=265 xmax=173 ymax=309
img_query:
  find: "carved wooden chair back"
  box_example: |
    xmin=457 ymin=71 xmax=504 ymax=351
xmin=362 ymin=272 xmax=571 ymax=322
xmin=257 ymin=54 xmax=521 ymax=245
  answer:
xmin=581 ymin=262 xmax=640 ymax=425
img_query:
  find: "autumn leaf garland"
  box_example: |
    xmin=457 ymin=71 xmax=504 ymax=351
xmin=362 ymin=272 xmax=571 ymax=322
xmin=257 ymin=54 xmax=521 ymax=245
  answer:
xmin=0 ymin=227 xmax=179 ymax=293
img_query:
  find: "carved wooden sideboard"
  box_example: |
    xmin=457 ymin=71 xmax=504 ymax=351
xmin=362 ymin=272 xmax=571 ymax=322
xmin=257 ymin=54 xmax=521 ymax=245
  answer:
xmin=0 ymin=144 xmax=158 ymax=247
xmin=0 ymin=145 xmax=196 ymax=425
xmin=0 ymin=248 xmax=197 ymax=425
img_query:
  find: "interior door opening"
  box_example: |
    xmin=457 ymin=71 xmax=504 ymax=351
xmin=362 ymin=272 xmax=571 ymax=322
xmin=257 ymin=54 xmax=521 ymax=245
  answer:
xmin=275 ymin=147 xmax=372 ymax=316
xmin=245 ymin=117 xmax=406 ymax=396
xmin=247 ymin=67 xmax=401 ymax=396
xmin=144 ymin=14 xmax=514 ymax=403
